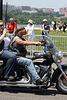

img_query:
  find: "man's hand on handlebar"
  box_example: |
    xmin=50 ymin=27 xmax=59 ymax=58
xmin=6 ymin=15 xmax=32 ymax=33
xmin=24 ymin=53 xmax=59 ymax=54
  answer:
xmin=36 ymin=41 xmax=46 ymax=46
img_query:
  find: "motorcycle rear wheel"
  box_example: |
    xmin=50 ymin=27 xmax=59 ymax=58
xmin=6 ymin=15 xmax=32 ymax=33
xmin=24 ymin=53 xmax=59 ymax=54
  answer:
xmin=56 ymin=68 xmax=67 ymax=94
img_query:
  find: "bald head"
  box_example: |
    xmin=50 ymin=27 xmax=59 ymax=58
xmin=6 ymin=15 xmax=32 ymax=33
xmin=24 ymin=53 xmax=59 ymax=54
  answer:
xmin=10 ymin=18 xmax=14 ymax=21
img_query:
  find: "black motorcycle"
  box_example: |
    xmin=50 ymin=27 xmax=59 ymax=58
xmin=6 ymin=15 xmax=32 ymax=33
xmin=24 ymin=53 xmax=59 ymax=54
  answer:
xmin=0 ymin=31 xmax=67 ymax=94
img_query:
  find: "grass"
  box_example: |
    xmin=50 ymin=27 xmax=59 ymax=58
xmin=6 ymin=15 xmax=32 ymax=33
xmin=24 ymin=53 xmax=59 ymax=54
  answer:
xmin=33 ymin=29 xmax=67 ymax=54
xmin=34 ymin=29 xmax=67 ymax=36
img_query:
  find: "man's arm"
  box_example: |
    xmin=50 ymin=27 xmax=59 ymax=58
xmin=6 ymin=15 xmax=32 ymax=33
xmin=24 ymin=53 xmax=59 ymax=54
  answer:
xmin=15 ymin=39 xmax=41 ymax=45
xmin=7 ymin=24 xmax=10 ymax=30
xmin=12 ymin=28 xmax=16 ymax=35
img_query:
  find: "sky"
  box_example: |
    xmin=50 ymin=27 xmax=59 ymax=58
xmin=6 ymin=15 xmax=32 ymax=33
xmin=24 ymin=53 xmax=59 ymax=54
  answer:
xmin=3 ymin=0 xmax=67 ymax=11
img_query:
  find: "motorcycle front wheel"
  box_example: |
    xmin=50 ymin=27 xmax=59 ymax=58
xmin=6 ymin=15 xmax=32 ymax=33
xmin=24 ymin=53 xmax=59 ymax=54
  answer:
xmin=56 ymin=68 xmax=67 ymax=94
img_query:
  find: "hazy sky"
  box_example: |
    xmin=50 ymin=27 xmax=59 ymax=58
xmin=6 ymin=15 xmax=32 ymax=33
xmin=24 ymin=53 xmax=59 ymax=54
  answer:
xmin=3 ymin=0 xmax=67 ymax=11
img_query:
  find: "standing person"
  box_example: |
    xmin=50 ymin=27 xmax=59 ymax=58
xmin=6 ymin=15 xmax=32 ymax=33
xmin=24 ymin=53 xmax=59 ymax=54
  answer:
xmin=41 ymin=19 xmax=50 ymax=52
xmin=53 ymin=21 xmax=57 ymax=31
xmin=0 ymin=20 xmax=16 ymax=81
xmin=63 ymin=22 xmax=66 ymax=33
xmin=41 ymin=19 xmax=50 ymax=35
xmin=58 ymin=21 xmax=63 ymax=33
xmin=51 ymin=21 xmax=55 ymax=31
xmin=7 ymin=18 xmax=17 ymax=39
xmin=10 ymin=26 xmax=44 ymax=85
xmin=26 ymin=19 xmax=36 ymax=50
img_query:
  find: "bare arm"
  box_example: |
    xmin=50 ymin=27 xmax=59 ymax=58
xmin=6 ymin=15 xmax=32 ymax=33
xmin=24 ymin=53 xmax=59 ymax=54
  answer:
xmin=15 ymin=39 xmax=42 ymax=45
xmin=7 ymin=27 xmax=11 ymax=30
xmin=7 ymin=25 xmax=11 ymax=30
xmin=0 ymin=29 xmax=7 ymax=42
xmin=12 ymin=28 xmax=16 ymax=35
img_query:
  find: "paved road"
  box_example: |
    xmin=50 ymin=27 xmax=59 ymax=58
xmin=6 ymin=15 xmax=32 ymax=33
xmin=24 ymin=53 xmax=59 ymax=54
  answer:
xmin=0 ymin=57 xmax=67 ymax=100
xmin=0 ymin=87 xmax=67 ymax=100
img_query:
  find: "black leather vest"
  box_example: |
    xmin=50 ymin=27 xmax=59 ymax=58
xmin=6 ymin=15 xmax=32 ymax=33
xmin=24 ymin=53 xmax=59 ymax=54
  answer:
xmin=0 ymin=40 xmax=4 ymax=52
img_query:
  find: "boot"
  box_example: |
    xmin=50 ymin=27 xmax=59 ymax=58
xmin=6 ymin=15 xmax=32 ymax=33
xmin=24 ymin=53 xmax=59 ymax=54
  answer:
xmin=36 ymin=78 xmax=44 ymax=85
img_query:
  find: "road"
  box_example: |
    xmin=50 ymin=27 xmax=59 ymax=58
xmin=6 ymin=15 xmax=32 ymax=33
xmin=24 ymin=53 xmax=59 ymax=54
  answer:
xmin=0 ymin=57 xmax=67 ymax=100
xmin=0 ymin=87 xmax=67 ymax=100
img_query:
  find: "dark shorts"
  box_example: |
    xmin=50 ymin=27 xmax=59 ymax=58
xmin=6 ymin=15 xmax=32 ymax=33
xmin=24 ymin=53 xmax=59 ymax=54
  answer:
xmin=59 ymin=26 xmax=62 ymax=30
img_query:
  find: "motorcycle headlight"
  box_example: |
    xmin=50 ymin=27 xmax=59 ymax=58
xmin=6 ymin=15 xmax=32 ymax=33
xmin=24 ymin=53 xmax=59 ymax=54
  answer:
xmin=57 ymin=50 xmax=63 ymax=59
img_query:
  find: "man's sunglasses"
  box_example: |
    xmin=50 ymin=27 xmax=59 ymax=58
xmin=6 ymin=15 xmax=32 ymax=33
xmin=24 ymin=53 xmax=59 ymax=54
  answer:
xmin=0 ymin=24 xmax=4 ymax=26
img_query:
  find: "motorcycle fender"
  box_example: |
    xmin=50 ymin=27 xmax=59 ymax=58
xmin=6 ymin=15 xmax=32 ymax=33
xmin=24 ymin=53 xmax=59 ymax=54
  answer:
xmin=52 ymin=64 xmax=67 ymax=83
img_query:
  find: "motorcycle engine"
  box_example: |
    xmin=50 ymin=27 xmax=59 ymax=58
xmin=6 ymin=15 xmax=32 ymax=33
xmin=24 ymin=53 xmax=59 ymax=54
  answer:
xmin=39 ymin=65 xmax=48 ymax=78
xmin=35 ymin=65 xmax=40 ymax=73
xmin=35 ymin=65 xmax=48 ymax=78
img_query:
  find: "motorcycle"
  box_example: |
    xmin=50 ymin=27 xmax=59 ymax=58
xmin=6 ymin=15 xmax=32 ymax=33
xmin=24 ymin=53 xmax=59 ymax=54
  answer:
xmin=0 ymin=31 xmax=67 ymax=94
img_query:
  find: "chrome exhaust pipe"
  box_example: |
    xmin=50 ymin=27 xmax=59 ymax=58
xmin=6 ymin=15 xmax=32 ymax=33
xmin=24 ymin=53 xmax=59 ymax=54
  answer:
xmin=0 ymin=83 xmax=44 ymax=87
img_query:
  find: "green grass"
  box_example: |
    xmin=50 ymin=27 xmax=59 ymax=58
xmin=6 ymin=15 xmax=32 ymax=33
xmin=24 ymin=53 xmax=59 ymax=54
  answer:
xmin=33 ymin=29 xmax=67 ymax=54
xmin=34 ymin=29 xmax=67 ymax=36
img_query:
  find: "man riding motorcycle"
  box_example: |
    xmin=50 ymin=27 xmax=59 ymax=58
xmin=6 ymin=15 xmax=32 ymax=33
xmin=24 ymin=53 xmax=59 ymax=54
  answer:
xmin=9 ymin=26 xmax=45 ymax=85
xmin=0 ymin=25 xmax=67 ymax=94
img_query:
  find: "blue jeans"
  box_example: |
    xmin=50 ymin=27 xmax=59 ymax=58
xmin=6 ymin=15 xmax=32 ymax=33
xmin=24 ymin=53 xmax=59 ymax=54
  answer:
xmin=0 ymin=50 xmax=16 ymax=78
xmin=17 ymin=57 xmax=40 ymax=81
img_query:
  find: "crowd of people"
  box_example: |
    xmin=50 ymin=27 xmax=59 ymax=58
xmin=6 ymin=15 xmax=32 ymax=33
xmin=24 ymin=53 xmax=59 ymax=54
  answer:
xmin=51 ymin=21 xmax=67 ymax=33
xmin=6 ymin=18 xmax=67 ymax=40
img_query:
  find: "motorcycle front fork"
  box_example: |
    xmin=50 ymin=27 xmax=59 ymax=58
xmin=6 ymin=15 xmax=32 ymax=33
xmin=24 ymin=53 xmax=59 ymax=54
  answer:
xmin=56 ymin=62 xmax=67 ymax=79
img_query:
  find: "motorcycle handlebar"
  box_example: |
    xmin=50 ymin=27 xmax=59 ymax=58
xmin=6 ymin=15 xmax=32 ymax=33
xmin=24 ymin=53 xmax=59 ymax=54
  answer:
xmin=38 ymin=41 xmax=46 ymax=46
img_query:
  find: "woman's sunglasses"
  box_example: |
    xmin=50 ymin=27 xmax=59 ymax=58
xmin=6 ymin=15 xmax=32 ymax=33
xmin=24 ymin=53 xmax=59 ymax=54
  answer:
xmin=0 ymin=24 xmax=4 ymax=26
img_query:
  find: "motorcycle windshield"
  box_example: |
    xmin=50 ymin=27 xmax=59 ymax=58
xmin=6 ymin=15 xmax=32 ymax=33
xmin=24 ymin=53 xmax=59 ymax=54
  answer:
xmin=42 ymin=31 xmax=57 ymax=55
